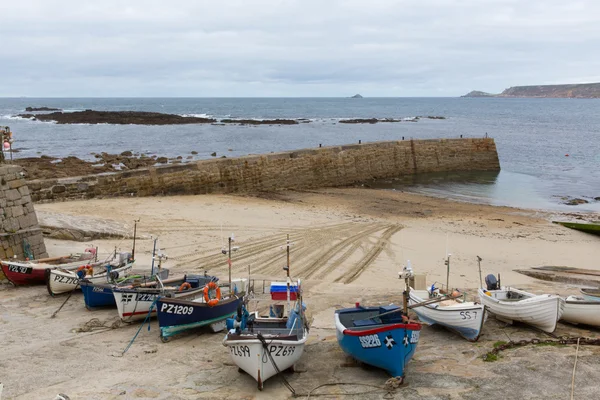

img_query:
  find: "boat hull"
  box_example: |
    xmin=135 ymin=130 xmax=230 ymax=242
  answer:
xmin=1 ymin=263 xmax=47 ymax=285
xmin=47 ymin=263 xmax=133 ymax=295
xmin=478 ymin=287 xmax=565 ymax=333
xmin=81 ymin=282 xmax=116 ymax=309
xmin=409 ymin=289 xmax=487 ymax=341
xmin=335 ymin=311 xmax=421 ymax=378
xmin=223 ymin=329 xmax=307 ymax=389
xmin=562 ymin=296 xmax=600 ymax=327
xmin=579 ymin=289 xmax=600 ymax=302
xmin=157 ymin=295 xmax=244 ymax=339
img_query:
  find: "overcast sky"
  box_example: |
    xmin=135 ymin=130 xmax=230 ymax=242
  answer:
xmin=2 ymin=0 xmax=599 ymax=97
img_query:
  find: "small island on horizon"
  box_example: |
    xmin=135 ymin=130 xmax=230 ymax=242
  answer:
xmin=462 ymin=82 xmax=600 ymax=99
xmin=350 ymin=94 xmax=363 ymax=98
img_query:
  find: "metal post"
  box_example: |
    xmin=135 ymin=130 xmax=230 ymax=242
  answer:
xmin=477 ymin=256 xmax=483 ymax=288
xmin=445 ymin=254 xmax=451 ymax=293
xmin=131 ymin=219 xmax=139 ymax=261
xmin=150 ymin=238 xmax=157 ymax=276
xmin=286 ymin=234 xmax=291 ymax=312
xmin=403 ymin=276 xmax=410 ymax=315
xmin=228 ymin=236 xmax=232 ymax=289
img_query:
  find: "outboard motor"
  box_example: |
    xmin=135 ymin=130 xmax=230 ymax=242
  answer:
xmin=485 ymin=274 xmax=499 ymax=290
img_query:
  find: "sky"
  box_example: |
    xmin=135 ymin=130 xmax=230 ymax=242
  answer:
xmin=1 ymin=0 xmax=600 ymax=97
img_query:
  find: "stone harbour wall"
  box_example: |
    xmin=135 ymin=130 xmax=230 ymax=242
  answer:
xmin=0 ymin=165 xmax=48 ymax=281
xmin=28 ymin=138 xmax=500 ymax=203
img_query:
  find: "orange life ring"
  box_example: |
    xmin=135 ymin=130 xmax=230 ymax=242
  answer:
xmin=77 ymin=265 xmax=93 ymax=275
xmin=179 ymin=282 xmax=192 ymax=292
xmin=203 ymin=281 xmax=221 ymax=306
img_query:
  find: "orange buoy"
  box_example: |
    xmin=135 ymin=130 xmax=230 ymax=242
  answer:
xmin=179 ymin=282 xmax=192 ymax=291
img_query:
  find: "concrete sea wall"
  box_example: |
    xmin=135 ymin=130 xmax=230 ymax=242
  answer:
xmin=28 ymin=138 xmax=500 ymax=203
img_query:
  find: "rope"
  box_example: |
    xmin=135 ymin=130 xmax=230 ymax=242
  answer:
xmin=257 ymin=333 xmax=296 ymax=395
xmin=121 ymin=297 xmax=159 ymax=356
xmin=571 ymin=337 xmax=580 ymax=400
xmin=50 ymin=283 xmax=80 ymax=319
xmin=74 ymin=317 xmax=124 ymax=332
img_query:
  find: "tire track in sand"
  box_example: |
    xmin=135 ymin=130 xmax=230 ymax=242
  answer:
xmin=335 ymin=224 xmax=402 ymax=284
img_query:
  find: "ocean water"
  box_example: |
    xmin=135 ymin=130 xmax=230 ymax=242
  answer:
xmin=0 ymin=97 xmax=599 ymax=213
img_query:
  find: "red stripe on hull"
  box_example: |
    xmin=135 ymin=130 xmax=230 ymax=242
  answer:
xmin=343 ymin=323 xmax=422 ymax=336
xmin=123 ymin=310 xmax=156 ymax=317
xmin=0 ymin=264 xmax=48 ymax=285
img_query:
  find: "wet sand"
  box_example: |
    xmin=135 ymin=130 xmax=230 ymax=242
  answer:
xmin=1 ymin=188 xmax=600 ymax=399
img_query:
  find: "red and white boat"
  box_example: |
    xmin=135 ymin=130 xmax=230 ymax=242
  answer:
xmin=0 ymin=248 xmax=96 ymax=285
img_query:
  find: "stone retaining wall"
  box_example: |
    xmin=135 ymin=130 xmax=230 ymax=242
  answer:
xmin=0 ymin=165 xmax=48 ymax=281
xmin=28 ymin=138 xmax=500 ymax=202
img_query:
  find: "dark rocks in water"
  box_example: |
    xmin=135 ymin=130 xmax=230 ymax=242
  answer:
xmin=424 ymin=116 xmax=446 ymax=120
xmin=211 ymin=152 xmax=217 ymax=157
xmin=350 ymin=94 xmax=363 ymax=98
xmin=220 ymin=119 xmax=299 ymax=125
xmin=594 ymin=197 xmax=600 ymax=201
xmin=120 ymin=151 xmax=133 ymax=157
xmin=191 ymin=151 xmax=198 ymax=155
xmin=25 ymin=106 xmax=61 ymax=112
xmin=156 ymin=157 xmax=168 ymax=164
xmin=16 ymin=110 xmax=217 ymax=125
xmin=564 ymin=198 xmax=589 ymax=206
xmin=339 ymin=118 xmax=402 ymax=124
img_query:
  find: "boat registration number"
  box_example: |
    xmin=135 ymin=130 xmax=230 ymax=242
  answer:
xmin=359 ymin=334 xmax=381 ymax=348
xmin=7 ymin=265 xmax=31 ymax=274
xmin=160 ymin=303 xmax=194 ymax=315
xmin=460 ymin=311 xmax=478 ymax=320
xmin=410 ymin=331 xmax=420 ymax=344
xmin=230 ymin=345 xmax=251 ymax=357
xmin=268 ymin=345 xmax=295 ymax=357
xmin=92 ymin=287 xmax=106 ymax=293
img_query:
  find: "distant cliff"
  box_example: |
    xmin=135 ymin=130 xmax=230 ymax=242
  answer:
xmin=462 ymin=82 xmax=600 ymax=98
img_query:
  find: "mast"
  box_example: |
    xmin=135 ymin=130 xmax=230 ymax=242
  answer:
xmin=445 ymin=254 xmax=451 ymax=293
xmin=477 ymin=256 xmax=483 ymax=288
xmin=131 ymin=219 xmax=139 ymax=261
xmin=150 ymin=237 xmax=157 ymax=276
xmin=228 ymin=235 xmax=232 ymax=289
xmin=285 ymin=234 xmax=291 ymax=312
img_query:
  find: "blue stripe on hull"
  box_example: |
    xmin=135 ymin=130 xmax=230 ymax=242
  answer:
xmin=337 ymin=327 xmax=419 ymax=377
xmin=81 ymin=284 xmax=116 ymax=308
xmin=157 ymin=297 xmax=242 ymax=338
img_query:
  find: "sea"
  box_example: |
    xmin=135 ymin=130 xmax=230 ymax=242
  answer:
xmin=0 ymin=97 xmax=599 ymax=214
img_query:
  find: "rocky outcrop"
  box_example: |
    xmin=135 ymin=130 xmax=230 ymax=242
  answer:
xmin=462 ymin=82 xmax=600 ymax=98
xmin=220 ymin=119 xmax=298 ymax=125
xmin=17 ymin=110 xmax=217 ymax=125
xmin=25 ymin=107 xmax=62 ymax=112
xmin=350 ymin=94 xmax=363 ymax=98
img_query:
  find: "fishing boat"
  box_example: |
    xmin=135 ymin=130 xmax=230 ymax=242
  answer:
xmin=223 ymin=235 xmax=309 ymax=390
xmin=561 ymin=295 xmax=600 ymax=327
xmin=113 ymin=274 xmax=214 ymax=321
xmin=81 ymin=269 xmax=170 ymax=309
xmin=409 ymin=286 xmax=486 ymax=341
xmin=335 ymin=264 xmax=421 ymax=380
xmin=0 ymin=248 xmax=96 ymax=285
xmin=553 ymin=221 xmax=600 ymax=236
xmin=80 ymin=239 xmax=170 ymax=309
xmin=46 ymin=251 xmax=134 ymax=295
xmin=335 ymin=304 xmax=421 ymax=379
xmin=478 ymin=275 xmax=565 ymax=333
xmin=157 ymin=278 xmax=247 ymax=341
xmin=579 ymin=288 xmax=600 ymax=302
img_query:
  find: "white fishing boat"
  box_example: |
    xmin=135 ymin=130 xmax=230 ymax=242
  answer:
xmin=561 ymin=295 xmax=600 ymax=327
xmin=409 ymin=287 xmax=487 ymax=341
xmin=47 ymin=252 xmax=133 ymax=295
xmin=223 ymin=235 xmax=309 ymax=390
xmin=478 ymin=276 xmax=564 ymax=333
xmin=579 ymin=288 xmax=600 ymax=302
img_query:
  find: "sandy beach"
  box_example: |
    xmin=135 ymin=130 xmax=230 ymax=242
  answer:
xmin=2 ymin=188 xmax=600 ymax=400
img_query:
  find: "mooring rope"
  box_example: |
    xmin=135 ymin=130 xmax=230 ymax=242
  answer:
xmin=121 ymin=297 xmax=159 ymax=356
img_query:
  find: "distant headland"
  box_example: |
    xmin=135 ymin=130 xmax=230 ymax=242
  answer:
xmin=462 ymin=82 xmax=600 ymax=99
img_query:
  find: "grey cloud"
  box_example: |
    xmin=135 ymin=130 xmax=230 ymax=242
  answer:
xmin=1 ymin=0 xmax=599 ymax=96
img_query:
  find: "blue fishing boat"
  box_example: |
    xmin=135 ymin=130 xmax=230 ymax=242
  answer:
xmin=80 ymin=269 xmax=170 ymax=309
xmin=335 ymin=304 xmax=422 ymax=380
xmin=157 ymin=278 xmax=247 ymax=341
